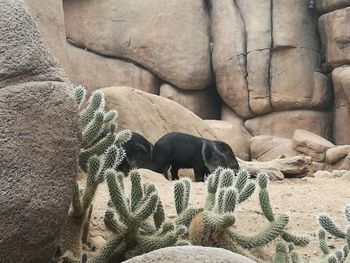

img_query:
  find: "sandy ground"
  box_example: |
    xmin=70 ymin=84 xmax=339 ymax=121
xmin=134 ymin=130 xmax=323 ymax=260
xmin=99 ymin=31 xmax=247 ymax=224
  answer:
xmin=87 ymin=169 xmax=350 ymax=262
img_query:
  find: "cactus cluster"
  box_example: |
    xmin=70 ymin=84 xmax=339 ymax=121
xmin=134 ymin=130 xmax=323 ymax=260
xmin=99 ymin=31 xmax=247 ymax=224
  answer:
xmin=316 ymin=203 xmax=350 ymax=263
xmin=57 ymin=86 xmax=131 ymax=262
xmin=87 ymin=170 xmax=196 ymax=263
xmin=187 ymin=168 xmax=309 ymax=262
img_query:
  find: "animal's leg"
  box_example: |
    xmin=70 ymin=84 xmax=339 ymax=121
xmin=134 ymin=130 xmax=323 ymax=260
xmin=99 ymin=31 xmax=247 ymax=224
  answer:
xmin=194 ymin=167 xmax=205 ymax=182
xmin=170 ymin=165 xmax=180 ymax=180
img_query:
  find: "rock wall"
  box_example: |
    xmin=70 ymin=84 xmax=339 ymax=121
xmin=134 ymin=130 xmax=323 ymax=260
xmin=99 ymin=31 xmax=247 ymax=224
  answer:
xmin=317 ymin=2 xmax=350 ymax=144
xmin=29 ymin=0 xmax=350 ymax=144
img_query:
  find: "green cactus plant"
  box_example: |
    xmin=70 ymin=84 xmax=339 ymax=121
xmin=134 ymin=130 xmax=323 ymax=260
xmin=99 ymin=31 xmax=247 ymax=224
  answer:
xmin=316 ymin=203 xmax=350 ymax=263
xmin=87 ymin=169 xmax=192 ymax=263
xmin=57 ymin=86 xmax=131 ymax=262
xmin=188 ymin=168 xmax=308 ymax=262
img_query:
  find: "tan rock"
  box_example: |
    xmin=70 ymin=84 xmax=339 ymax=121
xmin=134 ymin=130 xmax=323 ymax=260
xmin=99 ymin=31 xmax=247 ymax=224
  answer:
xmin=273 ymin=0 xmax=319 ymax=50
xmin=124 ymin=246 xmax=256 ymax=263
xmin=332 ymin=66 xmax=350 ymax=144
xmin=316 ymin=0 xmax=350 ymax=14
xmin=250 ymin=135 xmax=298 ymax=162
xmin=159 ymin=83 xmax=220 ymax=120
xmin=247 ymin=50 xmax=272 ymax=115
xmin=204 ymin=120 xmax=251 ymax=161
xmin=270 ymin=48 xmax=320 ymax=111
xmin=210 ymin=0 xmax=253 ymax=118
xmin=326 ymin=145 xmax=350 ymax=164
xmin=319 ymin=7 xmax=350 ymax=68
xmin=67 ymin=44 xmax=160 ymax=95
xmin=63 ymin=0 xmax=212 ymax=90
xmin=292 ymin=129 xmax=334 ymax=162
xmin=24 ymin=0 xmax=70 ymax=74
xmin=245 ymin=110 xmax=332 ymax=140
xmin=311 ymin=72 xmax=333 ymax=109
xmin=312 ymin=161 xmax=327 ymax=172
xmin=0 ymin=1 xmax=79 ymax=261
xmin=102 ymin=86 xmax=217 ymax=144
xmin=236 ymin=0 xmax=271 ymax=52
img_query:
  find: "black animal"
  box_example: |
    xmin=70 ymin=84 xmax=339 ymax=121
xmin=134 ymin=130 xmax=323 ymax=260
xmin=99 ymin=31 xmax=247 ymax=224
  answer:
xmin=92 ymin=129 xmax=154 ymax=175
xmin=118 ymin=132 xmax=154 ymax=174
xmin=152 ymin=132 xmax=239 ymax=182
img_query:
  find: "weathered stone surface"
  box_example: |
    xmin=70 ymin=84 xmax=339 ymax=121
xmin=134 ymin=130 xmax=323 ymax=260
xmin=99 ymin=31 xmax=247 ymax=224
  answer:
xmin=159 ymin=83 xmax=220 ymax=120
xmin=24 ymin=0 xmax=70 ymax=74
xmin=326 ymin=145 xmax=350 ymax=164
xmin=270 ymin=48 xmax=321 ymax=111
xmin=332 ymin=66 xmax=350 ymax=144
xmin=319 ymin=7 xmax=350 ymax=68
xmin=316 ymin=0 xmax=350 ymax=14
xmin=311 ymin=72 xmax=333 ymax=109
xmin=204 ymin=120 xmax=251 ymax=161
xmin=210 ymin=0 xmax=253 ymax=118
xmin=273 ymin=0 xmax=319 ymax=50
xmin=102 ymin=86 xmax=217 ymax=144
xmin=124 ymin=246 xmax=256 ymax=263
xmin=0 ymin=1 xmax=79 ymax=262
xmin=67 ymin=44 xmax=160 ymax=95
xmin=63 ymin=0 xmax=212 ymax=90
xmin=236 ymin=0 xmax=271 ymax=52
xmin=250 ymin=135 xmax=298 ymax=162
xmin=247 ymin=50 xmax=272 ymax=114
xmin=245 ymin=110 xmax=332 ymax=140
xmin=292 ymin=129 xmax=334 ymax=162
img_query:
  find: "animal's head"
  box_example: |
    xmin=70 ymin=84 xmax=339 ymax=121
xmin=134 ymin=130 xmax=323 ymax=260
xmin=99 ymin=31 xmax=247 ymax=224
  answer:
xmin=202 ymin=140 xmax=239 ymax=173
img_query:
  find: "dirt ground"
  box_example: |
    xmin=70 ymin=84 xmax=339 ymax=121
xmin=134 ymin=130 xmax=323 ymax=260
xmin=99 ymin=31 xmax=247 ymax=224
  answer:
xmin=88 ymin=169 xmax=350 ymax=262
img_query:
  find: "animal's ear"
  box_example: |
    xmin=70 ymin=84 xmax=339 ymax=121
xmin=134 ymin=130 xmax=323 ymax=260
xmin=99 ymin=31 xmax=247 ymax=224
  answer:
xmin=135 ymin=144 xmax=148 ymax=153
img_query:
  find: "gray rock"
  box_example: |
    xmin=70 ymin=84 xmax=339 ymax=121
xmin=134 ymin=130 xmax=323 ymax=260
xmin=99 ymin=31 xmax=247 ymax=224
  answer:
xmin=123 ymin=246 xmax=256 ymax=263
xmin=0 ymin=1 xmax=79 ymax=262
xmin=24 ymin=0 xmax=70 ymax=74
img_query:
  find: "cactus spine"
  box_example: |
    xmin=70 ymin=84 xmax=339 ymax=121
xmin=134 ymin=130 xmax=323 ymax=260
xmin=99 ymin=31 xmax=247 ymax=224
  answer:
xmin=58 ymin=86 xmax=129 ymax=262
xmin=316 ymin=203 xmax=350 ymax=263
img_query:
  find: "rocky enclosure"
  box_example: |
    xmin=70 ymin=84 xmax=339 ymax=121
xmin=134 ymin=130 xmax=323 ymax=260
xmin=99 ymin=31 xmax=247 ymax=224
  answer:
xmin=23 ymin=0 xmax=350 ymax=145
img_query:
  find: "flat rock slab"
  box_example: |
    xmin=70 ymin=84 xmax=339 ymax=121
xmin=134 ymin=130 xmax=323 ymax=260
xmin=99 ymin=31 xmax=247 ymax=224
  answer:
xmin=292 ymin=129 xmax=334 ymax=162
xmin=123 ymin=246 xmax=256 ymax=263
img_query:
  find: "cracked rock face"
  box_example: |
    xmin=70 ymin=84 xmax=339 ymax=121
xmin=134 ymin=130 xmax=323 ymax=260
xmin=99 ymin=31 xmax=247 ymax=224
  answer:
xmin=63 ymin=0 xmax=213 ymax=90
xmin=0 ymin=0 xmax=79 ymax=262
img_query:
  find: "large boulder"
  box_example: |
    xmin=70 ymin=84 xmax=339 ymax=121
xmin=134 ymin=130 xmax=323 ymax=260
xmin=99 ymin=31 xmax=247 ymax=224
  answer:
xmin=319 ymin=7 xmax=350 ymax=68
xmin=250 ymin=135 xmax=298 ymax=161
xmin=102 ymin=86 xmax=217 ymax=144
xmin=204 ymin=120 xmax=251 ymax=161
xmin=63 ymin=0 xmax=212 ymax=90
xmin=292 ymin=129 xmax=334 ymax=162
xmin=316 ymin=0 xmax=350 ymax=14
xmin=236 ymin=0 xmax=272 ymax=115
xmin=0 ymin=1 xmax=79 ymax=262
xmin=209 ymin=0 xmax=253 ymax=119
xmin=332 ymin=66 xmax=350 ymax=144
xmin=67 ymin=44 xmax=160 ymax=95
xmin=160 ymin=83 xmax=220 ymax=120
xmin=24 ymin=0 xmax=70 ymax=74
xmin=124 ymin=246 xmax=256 ymax=263
xmin=245 ymin=110 xmax=332 ymax=140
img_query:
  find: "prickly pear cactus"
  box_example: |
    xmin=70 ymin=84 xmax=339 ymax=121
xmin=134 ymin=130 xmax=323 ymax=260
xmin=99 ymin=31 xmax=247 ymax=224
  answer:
xmin=316 ymin=203 xmax=350 ymax=263
xmin=57 ymin=86 xmax=131 ymax=262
